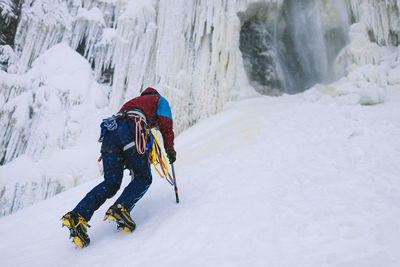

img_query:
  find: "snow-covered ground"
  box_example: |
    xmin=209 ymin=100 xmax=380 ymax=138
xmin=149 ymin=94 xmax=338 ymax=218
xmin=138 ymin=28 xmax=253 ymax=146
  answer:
xmin=0 ymin=87 xmax=399 ymax=267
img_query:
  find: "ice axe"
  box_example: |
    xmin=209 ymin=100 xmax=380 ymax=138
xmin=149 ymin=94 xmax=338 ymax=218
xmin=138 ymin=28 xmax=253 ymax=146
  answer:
xmin=171 ymin=163 xmax=179 ymax=203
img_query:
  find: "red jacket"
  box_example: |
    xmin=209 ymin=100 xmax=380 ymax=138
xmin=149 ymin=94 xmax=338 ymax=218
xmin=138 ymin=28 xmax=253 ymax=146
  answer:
xmin=120 ymin=87 xmax=174 ymax=150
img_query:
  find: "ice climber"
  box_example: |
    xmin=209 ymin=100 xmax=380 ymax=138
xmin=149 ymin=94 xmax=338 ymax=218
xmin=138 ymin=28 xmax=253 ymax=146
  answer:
xmin=61 ymin=87 xmax=176 ymax=247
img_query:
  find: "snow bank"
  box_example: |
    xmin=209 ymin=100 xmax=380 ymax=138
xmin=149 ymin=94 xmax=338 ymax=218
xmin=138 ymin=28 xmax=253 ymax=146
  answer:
xmin=1 ymin=43 xmax=98 ymax=163
xmin=0 ymin=43 xmax=106 ymax=216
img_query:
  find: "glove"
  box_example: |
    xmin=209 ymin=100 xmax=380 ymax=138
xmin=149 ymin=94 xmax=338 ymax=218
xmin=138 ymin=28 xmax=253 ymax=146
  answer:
xmin=166 ymin=149 xmax=176 ymax=164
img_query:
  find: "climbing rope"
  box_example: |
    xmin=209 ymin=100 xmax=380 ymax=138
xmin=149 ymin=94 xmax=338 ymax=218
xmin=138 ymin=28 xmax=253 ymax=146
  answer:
xmin=135 ymin=117 xmax=146 ymax=154
xmin=147 ymin=131 xmax=174 ymax=185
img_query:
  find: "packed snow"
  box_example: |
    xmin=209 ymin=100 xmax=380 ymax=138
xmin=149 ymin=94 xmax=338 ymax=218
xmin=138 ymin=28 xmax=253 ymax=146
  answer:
xmin=0 ymin=88 xmax=400 ymax=266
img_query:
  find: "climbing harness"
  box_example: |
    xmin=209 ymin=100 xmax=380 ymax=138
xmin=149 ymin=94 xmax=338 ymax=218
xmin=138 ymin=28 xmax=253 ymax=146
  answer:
xmin=117 ymin=109 xmax=147 ymax=154
xmin=116 ymin=109 xmax=147 ymax=123
xmin=97 ymin=110 xmax=175 ymax=187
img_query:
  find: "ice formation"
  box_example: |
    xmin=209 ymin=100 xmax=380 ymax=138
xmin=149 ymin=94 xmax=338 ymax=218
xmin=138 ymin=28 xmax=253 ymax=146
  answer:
xmin=0 ymin=0 xmax=19 ymax=69
xmin=238 ymin=0 xmax=350 ymax=94
xmin=0 ymin=0 xmax=15 ymax=23
xmin=0 ymin=0 xmax=400 ymax=216
xmin=349 ymin=0 xmax=400 ymax=46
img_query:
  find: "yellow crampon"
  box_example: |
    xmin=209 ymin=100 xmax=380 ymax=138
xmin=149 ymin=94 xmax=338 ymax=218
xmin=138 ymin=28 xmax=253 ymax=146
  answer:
xmin=103 ymin=204 xmax=136 ymax=232
xmin=61 ymin=212 xmax=90 ymax=248
xmin=62 ymin=216 xmax=88 ymax=230
xmin=147 ymin=131 xmax=174 ymax=185
xmin=104 ymin=214 xmax=130 ymax=232
xmin=73 ymin=236 xmax=84 ymax=247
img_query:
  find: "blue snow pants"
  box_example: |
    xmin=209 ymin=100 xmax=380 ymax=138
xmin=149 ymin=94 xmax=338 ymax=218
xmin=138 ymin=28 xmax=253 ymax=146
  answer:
xmin=73 ymin=118 xmax=152 ymax=222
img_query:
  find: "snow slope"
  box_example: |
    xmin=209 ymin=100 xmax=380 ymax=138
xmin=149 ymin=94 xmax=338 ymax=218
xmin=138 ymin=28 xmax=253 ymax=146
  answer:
xmin=1 ymin=89 xmax=400 ymax=267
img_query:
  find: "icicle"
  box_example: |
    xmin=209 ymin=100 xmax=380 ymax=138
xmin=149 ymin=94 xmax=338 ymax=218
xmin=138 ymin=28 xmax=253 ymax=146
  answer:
xmin=349 ymin=0 xmax=400 ymax=46
xmin=69 ymin=7 xmax=106 ymax=59
xmin=0 ymin=0 xmax=16 ymax=23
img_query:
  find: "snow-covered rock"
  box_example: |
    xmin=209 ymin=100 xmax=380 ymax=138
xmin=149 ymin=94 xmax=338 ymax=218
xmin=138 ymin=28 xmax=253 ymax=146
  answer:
xmin=0 ymin=43 xmax=104 ymax=215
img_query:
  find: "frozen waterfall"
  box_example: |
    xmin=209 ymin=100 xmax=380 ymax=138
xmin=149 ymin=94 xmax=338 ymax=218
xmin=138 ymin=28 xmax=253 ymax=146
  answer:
xmin=239 ymin=0 xmax=350 ymax=94
xmin=1 ymin=0 xmax=400 ymax=216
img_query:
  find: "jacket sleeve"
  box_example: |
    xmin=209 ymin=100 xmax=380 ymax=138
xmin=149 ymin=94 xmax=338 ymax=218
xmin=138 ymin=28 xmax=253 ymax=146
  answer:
xmin=156 ymin=97 xmax=175 ymax=151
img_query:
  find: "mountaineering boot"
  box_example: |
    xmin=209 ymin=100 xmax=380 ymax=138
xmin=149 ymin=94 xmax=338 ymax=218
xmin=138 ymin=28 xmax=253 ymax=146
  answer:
xmin=104 ymin=204 xmax=136 ymax=232
xmin=61 ymin=211 xmax=90 ymax=248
